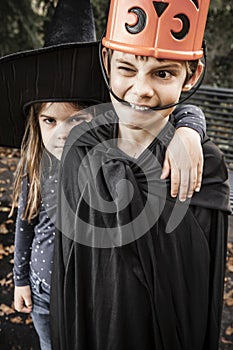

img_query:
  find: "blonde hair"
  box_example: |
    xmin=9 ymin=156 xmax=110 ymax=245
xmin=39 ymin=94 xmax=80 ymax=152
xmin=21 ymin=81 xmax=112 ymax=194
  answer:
xmin=10 ymin=103 xmax=45 ymax=221
xmin=11 ymin=101 xmax=91 ymax=221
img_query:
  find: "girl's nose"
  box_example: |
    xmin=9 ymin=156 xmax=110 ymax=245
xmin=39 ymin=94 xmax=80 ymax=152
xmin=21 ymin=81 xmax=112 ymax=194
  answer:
xmin=55 ymin=122 xmax=71 ymax=140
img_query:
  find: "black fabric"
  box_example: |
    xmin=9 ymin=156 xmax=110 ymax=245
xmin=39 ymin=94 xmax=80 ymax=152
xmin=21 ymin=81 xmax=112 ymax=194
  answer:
xmin=0 ymin=42 xmax=109 ymax=148
xmin=50 ymin=108 xmax=230 ymax=350
xmin=0 ymin=0 xmax=106 ymax=149
xmin=173 ymin=104 xmax=206 ymax=141
xmin=44 ymin=0 xmax=96 ymax=46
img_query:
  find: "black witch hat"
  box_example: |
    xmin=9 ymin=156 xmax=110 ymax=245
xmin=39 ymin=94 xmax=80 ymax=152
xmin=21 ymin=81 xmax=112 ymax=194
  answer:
xmin=0 ymin=0 xmax=109 ymax=148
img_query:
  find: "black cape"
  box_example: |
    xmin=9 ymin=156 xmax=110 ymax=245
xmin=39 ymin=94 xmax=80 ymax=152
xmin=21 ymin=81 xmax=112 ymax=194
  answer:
xmin=51 ymin=109 xmax=231 ymax=350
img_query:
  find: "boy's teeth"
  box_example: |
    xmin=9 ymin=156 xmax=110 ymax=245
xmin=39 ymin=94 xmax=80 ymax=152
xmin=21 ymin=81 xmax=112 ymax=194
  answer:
xmin=130 ymin=103 xmax=149 ymax=111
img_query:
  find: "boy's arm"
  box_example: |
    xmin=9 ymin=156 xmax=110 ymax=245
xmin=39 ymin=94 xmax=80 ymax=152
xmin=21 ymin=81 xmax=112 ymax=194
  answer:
xmin=161 ymin=105 xmax=206 ymax=201
xmin=172 ymin=104 xmax=206 ymax=141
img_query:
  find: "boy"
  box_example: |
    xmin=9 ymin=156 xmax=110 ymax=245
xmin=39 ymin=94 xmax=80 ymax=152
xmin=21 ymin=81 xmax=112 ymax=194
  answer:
xmin=51 ymin=1 xmax=231 ymax=349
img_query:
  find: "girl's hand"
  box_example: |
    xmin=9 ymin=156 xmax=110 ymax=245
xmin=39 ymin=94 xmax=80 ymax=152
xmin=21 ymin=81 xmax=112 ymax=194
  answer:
xmin=161 ymin=127 xmax=203 ymax=201
xmin=14 ymin=285 xmax=33 ymax=313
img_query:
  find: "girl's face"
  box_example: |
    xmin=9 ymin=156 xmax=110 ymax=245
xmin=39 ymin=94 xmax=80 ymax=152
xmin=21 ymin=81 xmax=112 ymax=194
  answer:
xmin=38 ymin=102 xmax=92 ymax=159
xmin=103 ymin=49 xmax=202 ymax=131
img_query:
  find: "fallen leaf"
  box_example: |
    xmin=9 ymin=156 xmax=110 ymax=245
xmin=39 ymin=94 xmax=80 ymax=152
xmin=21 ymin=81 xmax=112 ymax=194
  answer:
xmin=0 ymin=303 xmax=15 ymax=315
xmin=225 ymin=325 xmax=233 ymax=336
xmin=226 ymin=257 xmax=233 ymax=272
xmin=225 ymin=298 xmax=233 ymax=307
xmin=0 ymin=278 xmax=6 ymax=286
xmin=10 ymin=316 xmax=24 ymax=324
xmin=224 ymin=289 xmax=233 ymax=300
xmin=5 ymin=245 xmax=14 ymax=254
xmin=0 ymin=207 xmax=10 ymax=212
xmin=0 ymin=223 xmax=8 ymax=234
xmin=220 ymin=336 xmax=233 ymax=344
xmin=0 ymin=244 xmax=14 ymax=259
xmin=25 ymin=317 xmax=33 ymax=325
xmin=227 ymin=243 xmax=233 ymax=256
xmin=5 ymin=218 xmax=14 ymax=224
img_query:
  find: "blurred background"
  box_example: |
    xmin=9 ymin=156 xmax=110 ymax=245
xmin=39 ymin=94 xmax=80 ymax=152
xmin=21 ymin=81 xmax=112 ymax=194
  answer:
xmin=0 ymin=0 xmax=232 ymax=87
xmin=0 ymin=1 xmax=232 ymax=349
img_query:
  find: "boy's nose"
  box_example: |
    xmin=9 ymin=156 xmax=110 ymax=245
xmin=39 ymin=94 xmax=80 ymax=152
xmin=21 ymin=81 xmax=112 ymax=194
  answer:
xmin=131 ymin=75 xmax=154 ymax=98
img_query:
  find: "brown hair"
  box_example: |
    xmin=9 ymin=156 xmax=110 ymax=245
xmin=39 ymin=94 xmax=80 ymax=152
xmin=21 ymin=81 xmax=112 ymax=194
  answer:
xmin=184 ymin=60 xmax=199 ymax=85
xmin=104 ymin=48 xmax=200 ymax=86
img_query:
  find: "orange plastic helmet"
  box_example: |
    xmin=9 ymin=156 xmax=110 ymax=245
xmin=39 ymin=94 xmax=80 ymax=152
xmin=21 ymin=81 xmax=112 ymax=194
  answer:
xmin=102 ymin=0 xmax=210 ymax=60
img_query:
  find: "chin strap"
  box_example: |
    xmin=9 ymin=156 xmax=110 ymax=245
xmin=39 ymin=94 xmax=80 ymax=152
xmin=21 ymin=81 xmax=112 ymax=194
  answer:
xmin=99 ymin=37 xmax=207 ymax=111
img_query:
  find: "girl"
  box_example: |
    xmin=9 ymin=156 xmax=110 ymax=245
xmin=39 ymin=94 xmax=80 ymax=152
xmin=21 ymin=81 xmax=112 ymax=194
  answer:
xmin=12 ymin=101 xmax=93 ymax=350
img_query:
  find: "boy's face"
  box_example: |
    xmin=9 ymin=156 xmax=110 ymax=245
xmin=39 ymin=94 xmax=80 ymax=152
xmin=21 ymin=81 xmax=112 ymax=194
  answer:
xmin=103 ymin=49 xmax=202 ymax=130
xmin=38 ymin=102 xmax=92 ymax=159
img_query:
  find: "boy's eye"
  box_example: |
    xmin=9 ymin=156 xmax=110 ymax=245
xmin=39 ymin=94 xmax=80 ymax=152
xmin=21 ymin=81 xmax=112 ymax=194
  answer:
xmin=156 ymin=70 xmax=171 ymax=79
xmin=119 ymin=66 xmax=133 ymax=71
xmin=117 ymin=66 xmax=136 ymax=75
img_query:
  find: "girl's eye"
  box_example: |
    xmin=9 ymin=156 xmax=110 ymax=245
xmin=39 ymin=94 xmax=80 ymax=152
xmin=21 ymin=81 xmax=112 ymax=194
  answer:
xmin=69 ymin=114 xmax=91 ymax=124
xmin=70 ymin=116 xmax=84 ymax=123
xmin=43 ymin=118 xmax=56 ymax=125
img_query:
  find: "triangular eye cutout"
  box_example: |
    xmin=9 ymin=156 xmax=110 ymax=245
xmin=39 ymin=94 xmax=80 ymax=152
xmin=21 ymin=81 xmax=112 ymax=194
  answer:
xmin=191 ymin=0 xmax=199 ymax=9
xmin=153 ymin=1 xmax=169 ymax=17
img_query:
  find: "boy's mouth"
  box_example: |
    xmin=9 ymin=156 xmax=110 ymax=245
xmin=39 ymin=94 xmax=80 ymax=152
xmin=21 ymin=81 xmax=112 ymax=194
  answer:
xmin=129 ymin=103 xmax=151 ymax=111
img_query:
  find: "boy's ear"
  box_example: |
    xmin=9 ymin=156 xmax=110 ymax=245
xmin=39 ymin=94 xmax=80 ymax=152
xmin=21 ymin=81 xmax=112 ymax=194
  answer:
xmin=182 ymin=61 xmax=204 ymax=92
xmin=102 ymin=47 xmax=110 ymax=78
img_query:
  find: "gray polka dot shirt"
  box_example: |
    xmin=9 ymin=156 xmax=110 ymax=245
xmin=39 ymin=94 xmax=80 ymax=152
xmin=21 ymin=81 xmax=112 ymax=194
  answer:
xmin=13 ymin=154 xmax=60 ymax=289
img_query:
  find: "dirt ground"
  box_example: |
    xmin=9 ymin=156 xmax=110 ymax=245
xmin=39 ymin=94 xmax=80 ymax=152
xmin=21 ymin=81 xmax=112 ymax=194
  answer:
xmin=0 ymin=147 xmax=232 ymax=350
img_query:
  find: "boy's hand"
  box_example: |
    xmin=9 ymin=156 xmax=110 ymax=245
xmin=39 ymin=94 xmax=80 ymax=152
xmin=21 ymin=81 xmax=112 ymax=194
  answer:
xmin=161 ymin=127 xmax=203 ymax=201
xmin=14 ymin=285 xmax=33 ymax=313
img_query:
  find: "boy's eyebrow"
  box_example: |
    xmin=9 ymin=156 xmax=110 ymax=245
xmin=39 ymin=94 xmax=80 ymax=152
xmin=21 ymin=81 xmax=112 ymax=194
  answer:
xmin=115 ymin=58 xmax=135 ymax=67
xmin=115 ymin=58 xmax=183 ymax=70
xmin=156 ymin=62 xmax=183 ymax=70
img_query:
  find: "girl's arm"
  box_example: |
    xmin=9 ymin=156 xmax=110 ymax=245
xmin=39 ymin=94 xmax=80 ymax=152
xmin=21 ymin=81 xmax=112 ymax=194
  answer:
xmin=14 ymin=285 xmax=32 ymax=313
xmin=13 ymin=177 xmax=37 ymax=311
xmin=162 ymin=105 xmax=206 ymax=201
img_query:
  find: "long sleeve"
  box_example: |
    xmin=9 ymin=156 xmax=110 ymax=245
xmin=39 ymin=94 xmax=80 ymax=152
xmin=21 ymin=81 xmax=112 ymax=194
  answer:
xmin=173 ymin=104 xmax=206 ymax=141
xmin=13 ymin=177 xmax=38 ymax=286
